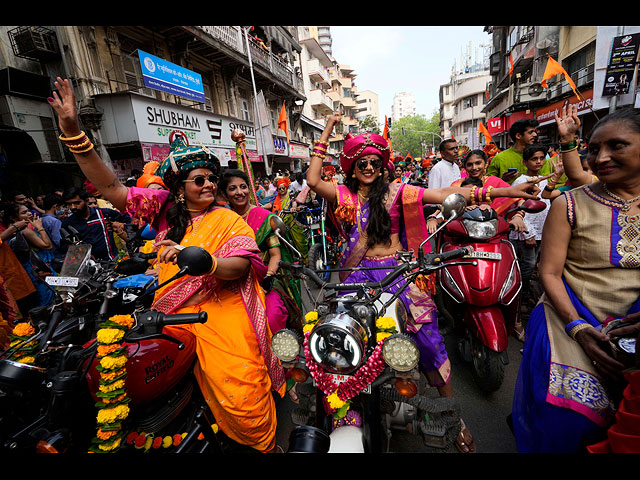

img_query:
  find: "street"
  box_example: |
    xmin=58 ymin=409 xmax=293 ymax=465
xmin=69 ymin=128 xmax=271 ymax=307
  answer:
xmin=274 ymin=278 xmax=523 ymax=453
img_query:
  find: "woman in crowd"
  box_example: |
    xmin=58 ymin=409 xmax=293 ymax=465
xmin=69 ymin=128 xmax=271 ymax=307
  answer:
xmin=307 ymin=111 xmax=541 ymax=453
xmin=4 ymin=204 xmax=54 ymax=307
xmin=48 ymin=77 xmax=285 ymax=453
xmin=219 ymin=169 xmax=303 ymax=334
xmin=512 ymin=106 xmax=640 ymax=453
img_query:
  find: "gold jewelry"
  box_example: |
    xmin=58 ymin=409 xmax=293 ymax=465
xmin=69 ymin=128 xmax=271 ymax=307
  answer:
xmin=568 ymin=322 xmax=593 ymax=341
xmin=210 ymin=256 xmax=218 ymax=274
xmin=176 ymin=193 xmax=185 ymax=204
xmin=470 ymin=186 xmax=477 ymax=205
xmin=69 ymin=143 xmax=95 ymax=154
xmin=486 ymin=186 xmax=493 ymax=204
xmin=602 ymin=183 xmax=640 ymax=212
xmin=59 ymin=131 xmax=87 ymax=142
xmin=560 ymin=146 xmax=578 ymax=154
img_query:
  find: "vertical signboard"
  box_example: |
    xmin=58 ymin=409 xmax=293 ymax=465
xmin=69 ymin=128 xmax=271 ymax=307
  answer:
xmin=138 ymin=50 xmax=206 ymax=102
xmin=602 ymin=33 xmax=640 ymax=96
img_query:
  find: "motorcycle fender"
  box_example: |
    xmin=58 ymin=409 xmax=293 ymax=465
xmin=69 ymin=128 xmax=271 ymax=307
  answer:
xmin=464 ymin=305 xmax=508 ymax=352
xmin=328 ymin=426 xmax=365 ymax=453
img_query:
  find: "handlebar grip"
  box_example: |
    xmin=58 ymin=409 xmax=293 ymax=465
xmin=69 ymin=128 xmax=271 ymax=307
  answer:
xmin=137 ymin=252 xmax=158 ymax=260
xmin=159 ymin=312 xmax=208 ymax=325
xmin=434 ymin=246 xmax=474 ymax=263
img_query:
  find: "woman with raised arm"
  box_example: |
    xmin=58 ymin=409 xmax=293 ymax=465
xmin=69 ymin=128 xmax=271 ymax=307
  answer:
xmin=48 ymin=78 xmax=285 ymax=453
xmin=306 ymin=112 xmax=541 ymax=453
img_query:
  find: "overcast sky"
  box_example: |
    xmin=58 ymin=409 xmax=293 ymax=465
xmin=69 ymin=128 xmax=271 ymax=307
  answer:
xmin=329 ymin=26 xmax=492 ymax=124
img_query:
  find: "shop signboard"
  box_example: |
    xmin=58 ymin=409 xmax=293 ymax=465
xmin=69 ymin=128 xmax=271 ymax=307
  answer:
xmin=535 ymin=89 xmax=594 ymax=126
xmin=138 ymin=50 xmax=206 ymax=102
xmin=602 ymin=34 xmax=640 ymax=97
xmin=487 ymin=117 xmax=505 ymax=136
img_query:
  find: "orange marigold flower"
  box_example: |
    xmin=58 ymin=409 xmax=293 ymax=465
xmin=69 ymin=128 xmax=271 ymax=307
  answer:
xmin=109 ymin=315 xmax=134 ymax=328
xmin=97 ymin=428 xmax=118 ymax=440
xmin=173 ymin=434 xmax=183 ymax=446
xmin=97 ymin=344 xmax=121 ymax=357
xmin=13 ymin=323 xmax=35 ymax=337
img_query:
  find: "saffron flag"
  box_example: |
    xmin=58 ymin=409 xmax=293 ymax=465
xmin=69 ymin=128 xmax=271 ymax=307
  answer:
xmin=509 ymin=51 xmax=514 ymax=77
xmin=383 ymin=115 xmax=394 ymax=160
xmin=277 ymin=101 xmax=289 ymax=143
xmin=541 ymin=54 xmax=581 ymax=100
xmin=478 ymin=121 xmax=492 ymax=145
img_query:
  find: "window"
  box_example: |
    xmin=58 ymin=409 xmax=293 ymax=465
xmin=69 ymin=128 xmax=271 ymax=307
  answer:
xmin=118 ymin=35 xmax=155 ymax=98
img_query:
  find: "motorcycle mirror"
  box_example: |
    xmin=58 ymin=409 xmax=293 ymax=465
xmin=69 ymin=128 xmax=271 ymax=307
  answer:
xmin=177 ymin=246 xmax=213 ymax=276
xmin=520 ymin=199 xmax=547 ymax=214
xmin=441 ymin=193 xmax=467 ymax=220
xmin=270 ymin=215 xmax=289 ymax=234
xmin=30 ymin=250 xmax=52 ymax=274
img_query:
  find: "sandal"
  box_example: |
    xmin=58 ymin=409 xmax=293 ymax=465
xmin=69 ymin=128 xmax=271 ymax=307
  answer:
xmin=455 ymin=419 xmax=476 ymax=453
xmin=513 ymin=322 xmax=525 ymax=342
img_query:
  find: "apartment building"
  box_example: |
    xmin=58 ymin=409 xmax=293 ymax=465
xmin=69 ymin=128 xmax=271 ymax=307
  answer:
xmin=391 ymin=92 xmax=416 ymax=121
xmin=355 ymin=89 xmax=380 ymax=126
xmin=0 ymin=25 xmax=306 ymax=194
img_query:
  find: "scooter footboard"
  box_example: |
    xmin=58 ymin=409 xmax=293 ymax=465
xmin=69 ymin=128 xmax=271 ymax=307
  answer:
xmin=464 ymin=305 xmax=508 ymax=352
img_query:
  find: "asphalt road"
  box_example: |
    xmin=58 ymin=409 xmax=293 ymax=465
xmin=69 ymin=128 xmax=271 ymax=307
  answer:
xmin=274 ymin=278 xmax=524 ymax=453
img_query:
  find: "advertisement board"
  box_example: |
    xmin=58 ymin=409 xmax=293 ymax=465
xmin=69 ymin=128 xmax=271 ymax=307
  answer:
xmin=138 ymin=50 xmax=206 ymax=102
xmin=602 ymin=33 xmax=640 ymax=96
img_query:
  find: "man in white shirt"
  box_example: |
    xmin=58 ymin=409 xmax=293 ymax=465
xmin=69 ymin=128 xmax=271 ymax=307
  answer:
xmin=428 ymin=139 xmax=461 ymax=190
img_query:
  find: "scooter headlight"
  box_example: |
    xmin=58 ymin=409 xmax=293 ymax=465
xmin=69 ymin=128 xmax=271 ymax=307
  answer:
xmin=308 ymin=313 xmax=367 ymax=374
xmin=271 ymin=329 xmax=301 ymax=363
xmin=462 ymin=219 xmax=498 ymax=240
xmin=382 ymin=334 xmax=420 ymax=372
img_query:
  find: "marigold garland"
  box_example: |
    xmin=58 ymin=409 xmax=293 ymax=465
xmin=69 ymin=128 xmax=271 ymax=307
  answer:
xmin=8 ymin=322 xmax=38 ymax=364
xmin=89 ymin=314 xmax=134 ymax=453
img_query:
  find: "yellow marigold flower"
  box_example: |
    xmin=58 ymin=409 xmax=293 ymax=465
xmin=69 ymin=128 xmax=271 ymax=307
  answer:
xmin=97 ymin=437 xmax=122 ymax=451
xmin=304 ymin=311 xmax=318 ymax=323
xmin=109 ymin=315 xmax=134 ymax=328
xmin=13 ymin=323 xmax=35 ymax=337
xmin=96 ymin=328 xmax=125 ymax=345
xmin=376 ymin=332 xmax=392 ymax=343
xmin=303 ymin=323 xmax=315 ymax=334
xmin=376 ymin=316 xmax=396 ymax=330
xmin=99 ymin=379 xmax=125 ymax=393
xmin=17 ymin=356 xmax=35 ymax=364
xmin=162 ymin=436 xmax=173 ymax=448
xmin=99 ymin=355 xmax=128 ymax=371
xmin=140 ymin=240 xmax=154 ymax=254
xmin=327 ymin=391 xmax=346 ymax=410
xmin=96 ymin=404 xmax=130 ymax=424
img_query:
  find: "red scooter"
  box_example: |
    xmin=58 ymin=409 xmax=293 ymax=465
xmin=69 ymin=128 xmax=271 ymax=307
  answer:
xmin=437 ymin=199 xmax=546 ymax=392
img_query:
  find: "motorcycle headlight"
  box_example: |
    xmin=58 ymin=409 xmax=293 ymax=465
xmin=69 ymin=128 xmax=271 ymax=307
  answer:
xmin=462 ymin=219 xmax=498 ymax=240
xmin=271 ymin=329 xmax=301 ymax=363
xmin=308 ymin=313 xmax=367 ymax=374
xmin=382 ymin=334 xmax=420 ymax=372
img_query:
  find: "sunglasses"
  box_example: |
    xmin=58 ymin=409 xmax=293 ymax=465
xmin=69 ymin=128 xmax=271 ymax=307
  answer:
xmin=183 ymin=174 xmax=218 ymax=187
xmin=356 ymin=158 xmax=382 ymax=172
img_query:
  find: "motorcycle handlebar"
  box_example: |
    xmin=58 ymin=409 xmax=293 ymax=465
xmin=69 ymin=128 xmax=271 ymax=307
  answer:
xmin=431 ymin=246 xmax=474 ymax=263
xmin=155 ymin=311 xmax=208 ymax=326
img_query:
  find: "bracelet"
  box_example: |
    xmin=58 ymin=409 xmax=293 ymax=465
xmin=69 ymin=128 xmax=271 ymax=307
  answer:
xmin=59 ymin=131 xmax=87 ymax=142
xmin=210 ymin=256 xmax=218 ymax=274
xmin=514 ymin=210 xmax=525 ymax=218
xmin=560 ymin=146 xmax=578 ymax=154
xmin=469 ymin=186 xmax=477 ymax=205
xmin=559 ymin=140 xmax=577 ymax=150
xmin=486 ymin=186 xmax=493 ymax=204
xmin=69 ymin=143 xmax=95 ymax=154
xmin=544 ymin=185 xmax=555 ymax=192
xmin=311 ymin=152 xmax=326 ymax=160
xmin=315 ymin=140 xmax=329 ymax=147
xmin=565 ymin=319 xmax=593 ymax=340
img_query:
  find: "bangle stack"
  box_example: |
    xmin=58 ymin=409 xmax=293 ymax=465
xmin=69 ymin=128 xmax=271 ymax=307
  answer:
xmin=565 ymin=319 xmax=593 ymax=340
xmin=59 ymin=131 xmax=95 ymax=154
xmin=560 ymin=140 xmax=578 ymax=154
xmin=210 ymin=256 xmax=218 ymax=275
xmin=311 ymin=140 xmax=329 ymax=160
xmin=469 ymin=185 xmax=494 ymax=205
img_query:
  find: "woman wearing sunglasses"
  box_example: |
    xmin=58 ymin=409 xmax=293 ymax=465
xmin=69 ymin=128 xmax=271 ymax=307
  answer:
xmin=48 ymin=78 xmax=285 ymax=453
xmin=306 ymin=112 xmax=542 ymax=453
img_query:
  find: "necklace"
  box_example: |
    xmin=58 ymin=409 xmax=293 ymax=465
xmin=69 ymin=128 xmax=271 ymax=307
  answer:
xmin=601 ymin=183 xmax=640 ymax=212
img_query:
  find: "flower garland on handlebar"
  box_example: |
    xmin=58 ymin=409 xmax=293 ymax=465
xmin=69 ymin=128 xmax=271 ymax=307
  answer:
xmin=301 ymin=311 xmax=399 ymax=423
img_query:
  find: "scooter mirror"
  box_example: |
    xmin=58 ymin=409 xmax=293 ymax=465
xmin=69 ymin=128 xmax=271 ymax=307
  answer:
xmin=270 ymin=215 xmax=289 ymax=234
xmin=520 ymin=199 xmax=547 ymax=214
xmin=140 ymin=224 xmax=158 ymax=240
xmin=442 ymin=193 xmax=467 ymax=220
xmin=177 ymin=246 xmax=213 ymax=276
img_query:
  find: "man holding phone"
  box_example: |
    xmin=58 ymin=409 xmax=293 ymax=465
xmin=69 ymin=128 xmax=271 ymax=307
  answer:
xmin=486 ymin=119 xmax=555 ymax=184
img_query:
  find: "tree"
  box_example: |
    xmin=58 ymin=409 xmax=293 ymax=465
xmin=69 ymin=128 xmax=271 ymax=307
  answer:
xmin=390 ymin=112 xmax=441 ymax=158
xmin=358 ymin=114 xmax=381 ymax=135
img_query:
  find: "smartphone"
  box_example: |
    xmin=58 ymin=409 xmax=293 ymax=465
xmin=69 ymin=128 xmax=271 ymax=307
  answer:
xmin=507 ymin=168 xmax=519 ymax=174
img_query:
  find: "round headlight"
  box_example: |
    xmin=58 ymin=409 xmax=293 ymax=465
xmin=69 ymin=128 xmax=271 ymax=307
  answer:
xmin=382 ymin=334 xmax=420 ymax=372
xmin=308 ymin=313 xmax=367 ymax=375
xmin=271 ymin=329 xmax=301 ymax=363
xmin=462 ymin=219 xmax=498 ymax=240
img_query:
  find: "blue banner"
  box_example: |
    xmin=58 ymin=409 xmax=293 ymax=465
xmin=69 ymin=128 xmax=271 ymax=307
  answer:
xmin=138 ymin=50 xmax=205 ymax=102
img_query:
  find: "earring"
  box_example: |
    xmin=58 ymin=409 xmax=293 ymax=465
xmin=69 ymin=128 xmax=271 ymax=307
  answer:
xmin=176 ymin=193 xmax=185 ymax=204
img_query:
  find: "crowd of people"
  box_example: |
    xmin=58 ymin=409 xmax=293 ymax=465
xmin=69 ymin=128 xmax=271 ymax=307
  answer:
xmin=0 ymin=75 xmax=639 ymax=454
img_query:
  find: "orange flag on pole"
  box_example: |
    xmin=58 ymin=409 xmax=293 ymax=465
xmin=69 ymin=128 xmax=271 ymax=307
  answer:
xmin=478 ymin=121 xmax=492 ymax=145
xmin=383 ymin=115 xmax=394 ymax=160
xmin=541 ymin=54 xmax=582 ymax=100
xmin=277 ymin=101 xmax=289 ymax=142
xmin=509 ymin=51 xmax=514 ymax=77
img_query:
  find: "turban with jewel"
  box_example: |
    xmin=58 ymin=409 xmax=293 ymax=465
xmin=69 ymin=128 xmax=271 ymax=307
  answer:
xmin=339 ymin=132 xmax=391 ymax=173
xmin=155 ymin=136 xmax=221 ymax=189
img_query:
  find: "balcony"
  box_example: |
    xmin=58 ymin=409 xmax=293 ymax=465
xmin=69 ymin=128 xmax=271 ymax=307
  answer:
xmin=307 ymin=58 xmax=330 ymax=87
xmin=308 ymin=89 xmax=333 ymax=114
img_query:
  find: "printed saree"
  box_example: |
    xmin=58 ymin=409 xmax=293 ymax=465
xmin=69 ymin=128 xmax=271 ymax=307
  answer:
xmin=125 ymin=187 xmax=285 ymax=452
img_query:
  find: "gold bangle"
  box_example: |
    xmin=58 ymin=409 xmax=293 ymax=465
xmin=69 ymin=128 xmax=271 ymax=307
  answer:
xmin=69 ymin=143 xmax=95 ymax=154
xmin=470 ymin=186 xmax=477 ymax=205
xmin=59 ymin=131 xmax=86 ymax=142
xmin=210 ymin=256 xmax=218 ymax=274
xmin=486 ymin=186 xmax=493 ymax=204
xmin=315 ymin=140 xmax=329 ymax=146
xmin=67 ymin=137 xmax=91 ymax=150
xmin=560 ymin=146 xmax=578 ymax=154
xmin=569 ymin=322 xmax=593 ymax=341
xmin=310 ymin=152 xmax=326 ymax=160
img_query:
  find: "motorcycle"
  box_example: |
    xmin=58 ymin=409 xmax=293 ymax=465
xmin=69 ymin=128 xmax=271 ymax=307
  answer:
xmin=437 ymin=199 xmax=547 ymax=392
xmin=0 ymin=240 xmax=225 ymax=454
xmin=303 ymin=199 xmax=345 ymax=281
xmin=271 ymin=194 xmax=479 ymax=453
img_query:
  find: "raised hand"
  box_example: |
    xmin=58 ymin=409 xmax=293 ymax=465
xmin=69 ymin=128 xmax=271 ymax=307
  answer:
xmin=554 ymin=104 xmax=580 ymax=143
xmin=48 ymin=77 xmax=81 ymax=137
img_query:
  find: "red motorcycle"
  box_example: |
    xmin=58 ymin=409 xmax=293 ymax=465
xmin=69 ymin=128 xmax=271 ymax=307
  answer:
xmin=437 ymin=199 xmax=546 ymax=392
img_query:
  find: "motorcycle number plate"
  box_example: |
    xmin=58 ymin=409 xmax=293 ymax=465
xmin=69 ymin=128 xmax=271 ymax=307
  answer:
xmin=465 ymin=251 xmax=502 ymax=260
xmin=45 ymin=276 xmax=79 ymax=287
xmin=319 ymin=373 xmax=371 ymax=394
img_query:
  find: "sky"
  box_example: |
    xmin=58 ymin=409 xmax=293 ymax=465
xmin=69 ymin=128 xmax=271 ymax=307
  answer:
xmin=329 ymin=26 xmax=492 ymax=124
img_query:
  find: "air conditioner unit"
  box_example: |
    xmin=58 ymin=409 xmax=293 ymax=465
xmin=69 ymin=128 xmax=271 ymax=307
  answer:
xmin=516 ymin=82 xmax=545 ymax=103
xmin=8 ymin=26 xmax=60 ymax=62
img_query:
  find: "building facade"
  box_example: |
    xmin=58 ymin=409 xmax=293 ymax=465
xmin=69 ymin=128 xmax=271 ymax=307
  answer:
xmin=391 ymin=92 xmax=416 ymax=121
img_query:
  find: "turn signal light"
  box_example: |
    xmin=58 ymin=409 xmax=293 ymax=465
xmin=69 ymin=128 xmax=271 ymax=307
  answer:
xmin=290 ymin=367 xmax=309 ymax=383
xmin=36 ymin=440 xmax=59 ymax=453
xmin=395 ymin=378 xmax=418 ymax=398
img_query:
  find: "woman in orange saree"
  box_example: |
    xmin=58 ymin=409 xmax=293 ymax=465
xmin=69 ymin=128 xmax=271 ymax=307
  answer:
xmin=48 ymin=77 xmax=285 ymax=453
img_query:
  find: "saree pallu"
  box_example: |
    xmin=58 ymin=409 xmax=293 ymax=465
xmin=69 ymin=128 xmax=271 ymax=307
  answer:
xmin=125 ymin=189 xmax=284 ymax=452
xmin=450 ymin=175 xmax=519 ymax=216
xmin=245 ymin=206 xmax=303 ymax=333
